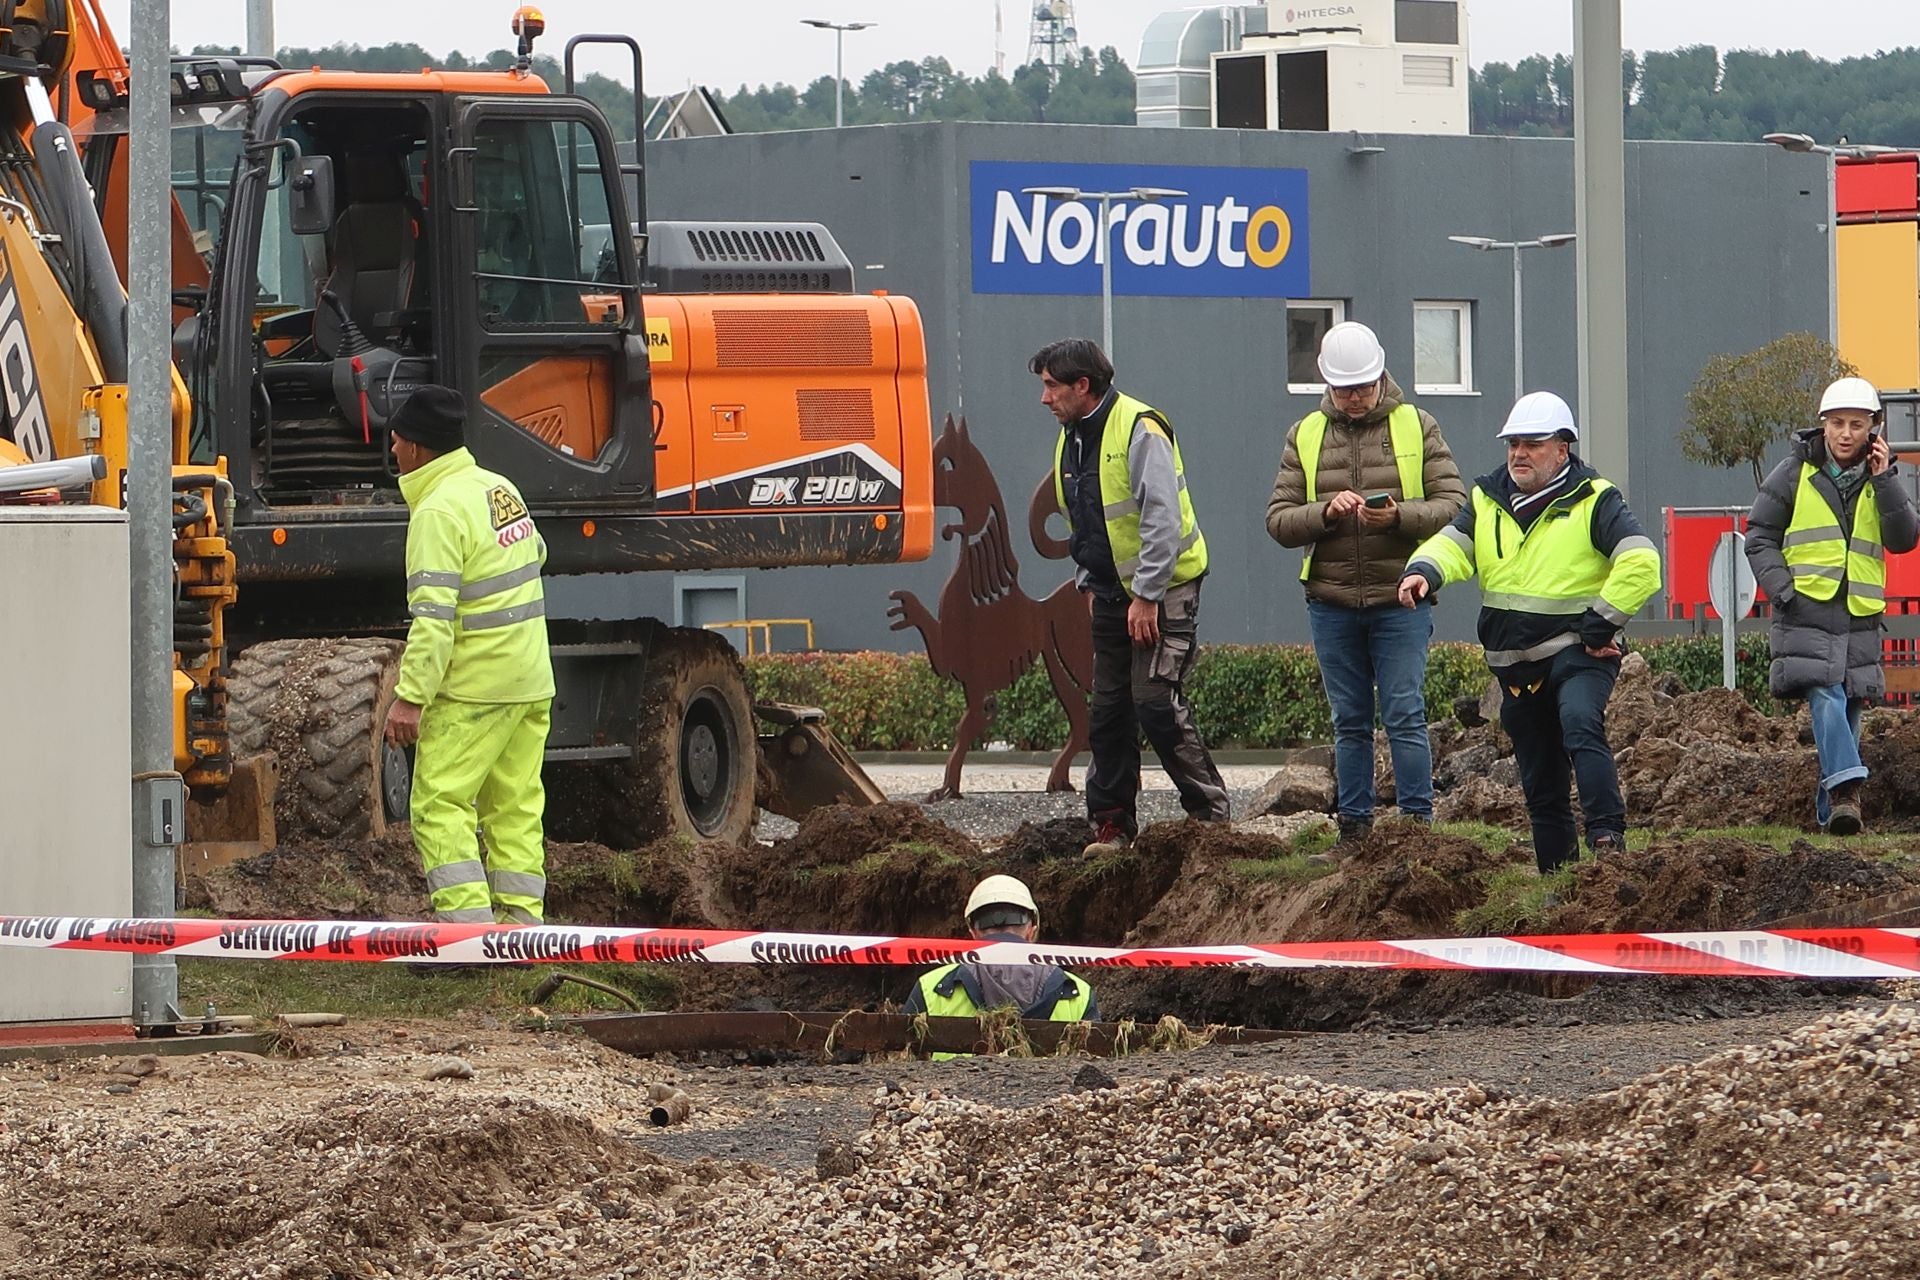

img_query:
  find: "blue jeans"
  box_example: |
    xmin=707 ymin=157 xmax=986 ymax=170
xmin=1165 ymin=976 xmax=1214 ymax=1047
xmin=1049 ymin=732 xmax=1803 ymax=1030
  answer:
xmin=1807 ymin=683 xmax=1868 ymax=826
xmin=1307 ymin=597 xmax=1434 ymax=821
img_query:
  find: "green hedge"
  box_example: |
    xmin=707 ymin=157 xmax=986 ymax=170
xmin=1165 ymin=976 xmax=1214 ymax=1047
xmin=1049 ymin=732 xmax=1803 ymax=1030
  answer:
xmin=746 ymin=634 xmax=1775 ymax=752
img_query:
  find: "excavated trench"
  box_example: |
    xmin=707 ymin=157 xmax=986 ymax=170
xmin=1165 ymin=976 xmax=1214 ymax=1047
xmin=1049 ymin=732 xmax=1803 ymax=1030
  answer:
xmin=190 ymin=791 xmax=1920 ymax=1034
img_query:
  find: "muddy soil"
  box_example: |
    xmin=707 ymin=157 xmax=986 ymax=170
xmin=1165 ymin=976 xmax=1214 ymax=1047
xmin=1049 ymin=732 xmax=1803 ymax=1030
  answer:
xmin=190 ymin=801 xmax=1920 ymax=1037
xmin=1434 ymin=654 xmax=1839 ymax=830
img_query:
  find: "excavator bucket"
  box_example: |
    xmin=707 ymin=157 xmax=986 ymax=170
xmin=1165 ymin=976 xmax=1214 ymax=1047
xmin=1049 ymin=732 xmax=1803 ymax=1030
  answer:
xmin=754 ymin=703 xmax=886 ymax=821
xmin=180 ymin=752 xmax=280 ymax=875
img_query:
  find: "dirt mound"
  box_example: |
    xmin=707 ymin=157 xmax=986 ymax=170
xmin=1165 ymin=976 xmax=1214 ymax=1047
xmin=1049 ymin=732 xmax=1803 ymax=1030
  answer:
xmin=1544 ymin=835 xmax=1917 ymax=936
xmin=184 ymin=831 xmax=427 ymax=921
xmin=8 ymin=1085 xmax=710 ymax=1280
xmin=1431 ymin=655 xmax=1841 ymax=831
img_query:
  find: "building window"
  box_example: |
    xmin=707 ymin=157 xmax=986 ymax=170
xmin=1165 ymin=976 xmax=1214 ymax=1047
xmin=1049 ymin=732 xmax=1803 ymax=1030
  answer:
xmin=1413 ymin=301 xmax=1474 ymax=394
xmin=1396 ymin=0 xmax=1459 ymax=46
xmin=1285 ymin=299 xmax=1348 ymax=392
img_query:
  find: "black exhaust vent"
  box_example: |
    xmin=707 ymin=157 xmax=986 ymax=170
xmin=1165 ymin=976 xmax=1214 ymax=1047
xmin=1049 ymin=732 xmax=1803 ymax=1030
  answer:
xmin=646 ymin=220 xmax=855 ymax=294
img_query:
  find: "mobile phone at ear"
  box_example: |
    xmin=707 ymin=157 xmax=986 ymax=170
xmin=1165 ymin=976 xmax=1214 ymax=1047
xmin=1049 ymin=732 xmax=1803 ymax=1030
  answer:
xmin=1364 ymin=492 xmax=1392 ymax=508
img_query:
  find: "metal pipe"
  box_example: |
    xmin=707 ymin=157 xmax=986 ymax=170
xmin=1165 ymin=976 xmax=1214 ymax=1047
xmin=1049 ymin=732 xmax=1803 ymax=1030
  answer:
xmin=646 ymin=1084 xmax=693 ymax=1127
xmin=129 ymin=0 xmax=180 ymax=1028
xmin=0 ymin=454 xmax=105 ymax=493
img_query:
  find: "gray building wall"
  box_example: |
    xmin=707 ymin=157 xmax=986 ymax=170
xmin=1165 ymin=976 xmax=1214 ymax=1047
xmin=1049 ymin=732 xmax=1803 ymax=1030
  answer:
xmin=552 ymin=122 xmax=1826 ymax=650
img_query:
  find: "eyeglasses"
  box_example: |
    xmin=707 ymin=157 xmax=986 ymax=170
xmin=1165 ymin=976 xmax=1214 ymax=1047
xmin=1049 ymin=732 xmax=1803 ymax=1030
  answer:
xmin=1328 ymin=384 xmax=1376 ymax=397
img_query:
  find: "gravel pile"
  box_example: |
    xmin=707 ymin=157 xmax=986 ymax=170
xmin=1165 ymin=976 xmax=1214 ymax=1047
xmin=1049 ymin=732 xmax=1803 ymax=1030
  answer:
xmin=5 ymin=1006 xmax=1917 ymax=1279
xmin=625 ymin=1005 xmax=1920 ymax=1280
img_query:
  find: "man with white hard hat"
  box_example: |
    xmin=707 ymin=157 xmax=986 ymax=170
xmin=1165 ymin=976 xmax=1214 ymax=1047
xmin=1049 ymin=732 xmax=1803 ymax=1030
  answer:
xmin=902 ymin=874 xmax=1098 ymax=1057
xmin=1397 ymin=391 xmax=1661 ymax=873
xmin=1267 ymin=321 xmax=1466 ymax=843
xmin=1745 ymin=376 xmax=1917 ymax=835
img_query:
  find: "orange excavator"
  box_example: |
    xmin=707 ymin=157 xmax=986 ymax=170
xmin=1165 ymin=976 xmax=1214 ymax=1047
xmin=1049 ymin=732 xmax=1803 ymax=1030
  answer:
xmin=0 ymin=2 xmax=933 ymax=851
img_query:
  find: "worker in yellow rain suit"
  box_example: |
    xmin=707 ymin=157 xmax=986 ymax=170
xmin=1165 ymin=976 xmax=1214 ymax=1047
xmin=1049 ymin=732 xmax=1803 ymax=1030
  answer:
xmin=382 ymin=385 xmax=554 ymax=924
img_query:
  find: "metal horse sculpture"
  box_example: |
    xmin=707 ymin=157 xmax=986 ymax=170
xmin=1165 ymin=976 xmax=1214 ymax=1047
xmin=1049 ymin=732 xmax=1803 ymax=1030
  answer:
xmin=887 ymin=414 xmax=1093 ymax=799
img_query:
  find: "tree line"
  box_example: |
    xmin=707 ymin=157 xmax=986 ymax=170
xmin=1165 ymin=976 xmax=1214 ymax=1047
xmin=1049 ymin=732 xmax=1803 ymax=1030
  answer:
xmin=1473 ymin=46 xmax=1920 ymax=148
xmin=196 ymin=39 xmax=1920 ymax=148
xmin=189 ymin=42 xmax=1137 ymax=139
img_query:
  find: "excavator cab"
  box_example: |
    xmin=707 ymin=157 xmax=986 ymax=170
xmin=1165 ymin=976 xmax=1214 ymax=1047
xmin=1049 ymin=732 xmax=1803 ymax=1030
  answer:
xmin=176 ymin=82 xmax=653 ymax=529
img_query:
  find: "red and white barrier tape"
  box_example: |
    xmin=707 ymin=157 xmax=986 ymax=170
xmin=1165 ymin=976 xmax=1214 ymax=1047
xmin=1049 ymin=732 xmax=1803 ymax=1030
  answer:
xmin=3 ymin=915 xmax=1919 ymax=980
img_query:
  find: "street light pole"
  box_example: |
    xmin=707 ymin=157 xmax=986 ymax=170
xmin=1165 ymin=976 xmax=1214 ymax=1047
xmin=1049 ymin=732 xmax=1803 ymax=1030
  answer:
xmin=801 ymin=18 xmax=876 ymax=128
xmin=1762 ymin=132 xmax=1898 ymax=348
xmin=1023 ymin=185 xmax=1189 ymax=360
xmin=1447 ymin=233 xmax=1577 ymax=403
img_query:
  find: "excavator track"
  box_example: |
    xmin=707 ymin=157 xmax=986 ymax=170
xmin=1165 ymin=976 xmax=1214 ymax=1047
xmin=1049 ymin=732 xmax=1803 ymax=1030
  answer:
xmin=227 ymin=637 xmax=408 ymax=841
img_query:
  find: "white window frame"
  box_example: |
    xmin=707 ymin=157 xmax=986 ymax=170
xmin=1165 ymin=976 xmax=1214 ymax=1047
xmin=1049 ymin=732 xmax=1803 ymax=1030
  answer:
xmin=1413 ymin=300 xmax=1476 ymax=396
xmin=1284 ymin=298 xmax=1349 ymax=394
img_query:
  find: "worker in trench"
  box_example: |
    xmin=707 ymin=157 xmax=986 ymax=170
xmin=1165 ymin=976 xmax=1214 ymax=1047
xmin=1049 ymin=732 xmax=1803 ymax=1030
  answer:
xmin=382 ymin=385 xmax=555 ymax=928
xmin=903 ymin=875 xmax=1098 ymax=1060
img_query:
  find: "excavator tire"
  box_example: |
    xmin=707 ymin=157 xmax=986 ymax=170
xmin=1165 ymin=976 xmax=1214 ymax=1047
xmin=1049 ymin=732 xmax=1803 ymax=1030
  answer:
xmin=228 ymin=637 xmax=409 ymax=842
xmin=582 ymin=627 xmax=758 ymax=850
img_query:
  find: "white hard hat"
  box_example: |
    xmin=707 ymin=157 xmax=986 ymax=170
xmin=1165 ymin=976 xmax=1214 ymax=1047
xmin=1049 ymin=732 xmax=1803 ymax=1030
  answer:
xmin=1497 ymin=390 xmax=1579 ymax=441
xmin=1818 ymin=376 xmax=1882 ymax=417
xmin=965 ymin=874 xmax=1038 ymax=921
xmin=1316 ymin=321 xmax=1387 ymax=386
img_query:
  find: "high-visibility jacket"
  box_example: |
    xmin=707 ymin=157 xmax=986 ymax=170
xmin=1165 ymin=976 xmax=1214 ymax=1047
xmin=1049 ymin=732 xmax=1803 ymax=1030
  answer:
xmin=1054 ymin=391 xmax=1208 ymax=598
xmin=909 ymin=962 xmax=1096 ymax=1061
xmin=1294 ymin=402 xmax=1426 ymax=581
xmin=1407 ymin=460 xmax=1660 ymax=671
xmin=1782 ymin=462 xmax=1886 ymax=616
xmin=396 ymin=448 xmax=555 ymax=706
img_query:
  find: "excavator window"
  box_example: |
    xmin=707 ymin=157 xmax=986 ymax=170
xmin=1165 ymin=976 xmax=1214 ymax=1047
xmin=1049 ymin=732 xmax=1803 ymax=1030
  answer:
xmin=471 ymin=118 xmax=624 ymax=330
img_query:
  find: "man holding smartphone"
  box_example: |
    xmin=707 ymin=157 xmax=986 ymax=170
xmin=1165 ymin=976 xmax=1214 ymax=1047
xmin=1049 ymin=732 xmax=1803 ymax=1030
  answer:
xmin=1744 ymin=377 xmax=1918 ymax=834
xmin=1267 ymin=322 xmax=1466 ymax=842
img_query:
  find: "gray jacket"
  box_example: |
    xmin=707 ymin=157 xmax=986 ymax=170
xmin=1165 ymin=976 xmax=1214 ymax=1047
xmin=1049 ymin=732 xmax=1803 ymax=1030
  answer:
xmin=1745 ymin=427 xmax=1920 ymax=700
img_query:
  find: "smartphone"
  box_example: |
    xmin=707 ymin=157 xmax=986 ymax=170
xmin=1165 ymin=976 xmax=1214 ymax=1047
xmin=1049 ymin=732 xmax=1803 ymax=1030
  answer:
xmin=1364 ymin=492 xmax=1392 ymax=508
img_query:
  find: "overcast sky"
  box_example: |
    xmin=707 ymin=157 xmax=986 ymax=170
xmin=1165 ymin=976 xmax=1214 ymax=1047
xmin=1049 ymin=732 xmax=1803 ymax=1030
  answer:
xmin=100 ymin=1 xmax=1920 ymax=94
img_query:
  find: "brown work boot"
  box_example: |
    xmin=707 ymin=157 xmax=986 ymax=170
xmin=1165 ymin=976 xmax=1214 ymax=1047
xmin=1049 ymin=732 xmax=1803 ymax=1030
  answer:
xmin=1083 ymin=819 xmax=1133 ymax=857
xmin=1828 ymin=782 xmax=1864 ymax=837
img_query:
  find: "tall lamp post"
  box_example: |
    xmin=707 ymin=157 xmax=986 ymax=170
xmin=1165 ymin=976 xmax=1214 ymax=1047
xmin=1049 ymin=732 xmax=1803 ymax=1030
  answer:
xmin=1446 ymin=232 xmax=1577 ymax=402
xmin=1762 ymin=132 xmax=1899 ymax=348
xmin=800 ymin=18 xmax=875 ymax=128
xmin=1021 ymin=185 xmax=1188 ymax=359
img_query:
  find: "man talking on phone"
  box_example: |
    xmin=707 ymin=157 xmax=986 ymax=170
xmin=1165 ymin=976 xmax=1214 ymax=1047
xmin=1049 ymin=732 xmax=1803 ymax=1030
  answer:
xmin=1267 ymin=322 xmax=1465 ymax=843
xmin=1398 ymin=392 xmax=1660 ymax=873
xmin=1744 ymin=377 xmax=1917 ymax=835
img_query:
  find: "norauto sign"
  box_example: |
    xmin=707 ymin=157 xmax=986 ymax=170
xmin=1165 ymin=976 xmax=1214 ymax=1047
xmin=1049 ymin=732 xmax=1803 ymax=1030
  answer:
xmin=970 ymin=161 xmax=1310 ymax=299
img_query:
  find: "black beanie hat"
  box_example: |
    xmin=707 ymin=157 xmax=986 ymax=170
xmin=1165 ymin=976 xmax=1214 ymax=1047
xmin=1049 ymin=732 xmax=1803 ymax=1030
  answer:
xmin=389 ymin=385 xmax=467 ymax=453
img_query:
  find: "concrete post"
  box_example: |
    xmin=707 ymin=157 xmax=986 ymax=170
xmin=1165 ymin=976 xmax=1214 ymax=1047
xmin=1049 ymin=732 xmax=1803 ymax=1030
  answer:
xmin=1573 ymin=0 xmax=1630 ymax=493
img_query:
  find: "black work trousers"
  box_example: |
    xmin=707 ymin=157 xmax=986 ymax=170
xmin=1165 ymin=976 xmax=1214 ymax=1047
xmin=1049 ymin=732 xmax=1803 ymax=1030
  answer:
xmin=1087 ymin=579 xmax=1231 ymax=832
xmin=1498 ymin=645 xmax=1626 ymax=873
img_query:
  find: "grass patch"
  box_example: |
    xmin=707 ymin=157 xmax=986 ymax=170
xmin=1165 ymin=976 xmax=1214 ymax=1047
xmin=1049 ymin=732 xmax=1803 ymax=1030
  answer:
xmin=1453 ymin=862 xmax=1576 ymax=936
xmin=179 ymin=958 xmax=678 ymax=1021
xmin=1287 ymin=824 xmax=1338 ymax=859
xmin=1228 ymin=854 xmax=1336 ymax=884
xmin=1641 ymin=826 xmax=1915 ymax=859
xmin=1434 ymin=822 xmax=1519 ymax=860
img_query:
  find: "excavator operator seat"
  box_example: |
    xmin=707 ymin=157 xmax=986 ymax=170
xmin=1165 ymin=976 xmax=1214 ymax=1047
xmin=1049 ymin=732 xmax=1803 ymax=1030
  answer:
xmin=313 ymin=152 xmax=422 ymax=357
